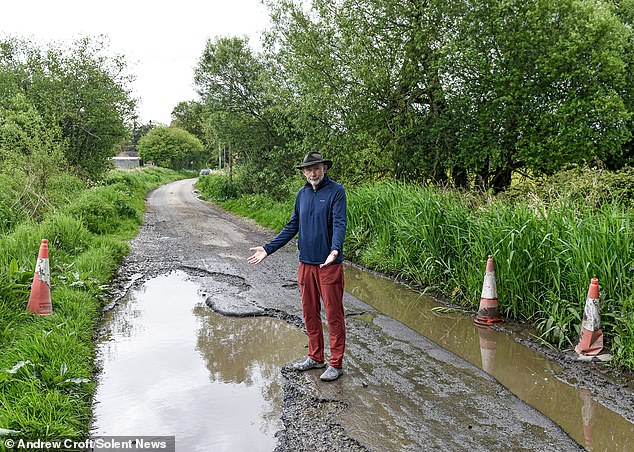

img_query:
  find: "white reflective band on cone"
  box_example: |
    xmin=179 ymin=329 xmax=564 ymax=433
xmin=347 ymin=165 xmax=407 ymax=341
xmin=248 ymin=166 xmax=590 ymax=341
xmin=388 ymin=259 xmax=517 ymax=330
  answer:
xmin=480 ymin=271 xmax=497 ymax=299
xmin=581 ymin=298 xmax=601 ymax=331
xmin=35 ymin=257 xmax=51 ymax=287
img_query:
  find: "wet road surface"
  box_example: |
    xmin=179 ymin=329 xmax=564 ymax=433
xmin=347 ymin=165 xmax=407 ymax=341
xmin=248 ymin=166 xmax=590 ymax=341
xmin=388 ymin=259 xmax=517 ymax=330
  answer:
xmin=92 ymin=178 xmax=634 ymax=450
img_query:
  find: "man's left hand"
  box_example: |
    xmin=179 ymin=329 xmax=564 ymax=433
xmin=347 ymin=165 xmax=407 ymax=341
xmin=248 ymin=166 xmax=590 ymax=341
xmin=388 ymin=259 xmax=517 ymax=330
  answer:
xmin=320 ymin=250 xmax=339 ymax=268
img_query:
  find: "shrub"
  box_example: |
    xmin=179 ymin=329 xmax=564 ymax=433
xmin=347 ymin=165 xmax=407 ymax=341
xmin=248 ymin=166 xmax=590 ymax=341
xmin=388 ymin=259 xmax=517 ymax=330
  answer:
xmin=507 ymin=165 xmax=634 ymax=207
xmin=0 ymin=173 xmax=27 ymax=233
xmin=103 ymin=170 xmax=143 ymax=195
xmin=64 ymin=185 xmax=139 ymax=235
xmin=196 ymin=172 xmax=239 ymax=201
xmin=43 ymin=173 xmax=87 ymax=208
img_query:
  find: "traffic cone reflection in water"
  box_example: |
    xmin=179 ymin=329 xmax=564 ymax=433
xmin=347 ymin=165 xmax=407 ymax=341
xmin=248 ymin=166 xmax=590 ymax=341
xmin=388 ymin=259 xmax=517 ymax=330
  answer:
xmin=476 ymin=325 xmax=498 ymax=374
xmin=474 ymin=255 xmax=503 ymax=325
xmin=579 ymin=389 xmax=594 ymax=450
xmin=27 ymin=239 xmax=52 ymax=315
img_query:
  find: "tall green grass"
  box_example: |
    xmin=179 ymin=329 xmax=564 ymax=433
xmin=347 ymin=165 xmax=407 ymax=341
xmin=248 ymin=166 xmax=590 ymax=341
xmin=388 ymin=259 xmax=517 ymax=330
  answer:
xmin=197 ymin=172 xmax=634 ymax=371
xmin=0 ymin=167 xmax=188 ymax=443
xmin=347 ymin=182 xmax=634 ymax=366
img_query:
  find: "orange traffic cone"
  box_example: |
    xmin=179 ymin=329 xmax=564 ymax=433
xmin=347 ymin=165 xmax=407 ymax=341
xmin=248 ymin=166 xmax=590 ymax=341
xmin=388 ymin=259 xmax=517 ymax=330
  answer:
xmin=474 ymin=255 xmax=503 ymax=325
xmin=27 ymin=239 xmax=52 ymax=315
xmin=574 ymin=278 xmax=603 ymax=356
xmin=476 ymin=325 xmax=498 ymax=374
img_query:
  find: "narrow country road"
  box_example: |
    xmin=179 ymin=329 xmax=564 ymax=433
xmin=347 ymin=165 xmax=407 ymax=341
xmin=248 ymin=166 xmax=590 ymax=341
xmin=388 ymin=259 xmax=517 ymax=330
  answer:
xmin=103 ymin=178 xmax=582 ymax=451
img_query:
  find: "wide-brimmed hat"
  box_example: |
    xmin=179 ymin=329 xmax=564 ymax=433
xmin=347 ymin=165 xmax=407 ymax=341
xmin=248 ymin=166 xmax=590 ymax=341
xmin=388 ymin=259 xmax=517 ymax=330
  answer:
xmin=296 ymin=152 xmax=333 ymax=170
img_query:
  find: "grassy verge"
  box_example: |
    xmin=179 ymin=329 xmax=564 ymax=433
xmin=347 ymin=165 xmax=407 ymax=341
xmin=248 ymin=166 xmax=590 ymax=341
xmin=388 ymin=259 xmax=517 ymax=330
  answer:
xmin=196 ymin=171 xmax=634 ymax=372
xmin=0 ymin=167 xmax=190 ymax=444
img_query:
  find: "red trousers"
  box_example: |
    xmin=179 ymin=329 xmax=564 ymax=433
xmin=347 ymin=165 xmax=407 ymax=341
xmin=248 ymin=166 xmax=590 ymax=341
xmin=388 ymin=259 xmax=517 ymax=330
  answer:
xmin=297 ymin=263 xmax=346 ymax=368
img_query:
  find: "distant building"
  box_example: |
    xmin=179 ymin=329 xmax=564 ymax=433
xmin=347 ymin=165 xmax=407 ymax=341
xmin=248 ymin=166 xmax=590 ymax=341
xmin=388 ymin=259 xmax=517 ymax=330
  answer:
xmin=111 ymin=151 xmax=140 ymax=169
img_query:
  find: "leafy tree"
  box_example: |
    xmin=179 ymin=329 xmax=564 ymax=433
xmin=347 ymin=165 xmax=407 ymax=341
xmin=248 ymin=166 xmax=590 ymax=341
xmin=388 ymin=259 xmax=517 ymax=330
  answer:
xmin=446 ymin=0 xmax=632 ymax=191
xmin=171 ymin=101 xmax=205 ymax=139
xmin=264 ymin=0 xmax=348 ymax=159
xmin=116 ymin=121 xmax=157 ymax=155
xmin=0 ymin=36 xmax=136 ymax=179
xmin=44 ymin=37 xmax=136 ymax=177
xmin=193 ymin=36 xmax=293 ymax=197
xmin=172 ymin=101 xmax=215 ymax=167
xmin=131 ymin=121 xmax=157 ymax=148
xmin=264 ymin=0 xmax=466 ymax=185
xmin=183 ymin=0 xmax=634 ymax=192
xmin=611 ymin=0 xmax=634 ymax=166
xmin=263 ymin=0 xmax=633 ymax=191
xmin=0 ymin=93 xmax=66 ymax=219
xmin=137 ymin=126 xmax=204 ymax=170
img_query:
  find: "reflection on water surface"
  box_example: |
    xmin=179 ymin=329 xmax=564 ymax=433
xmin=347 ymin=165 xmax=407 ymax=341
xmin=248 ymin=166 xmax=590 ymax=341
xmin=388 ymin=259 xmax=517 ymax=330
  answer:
xmin=92 ymin=271 xmax=306 ymax=451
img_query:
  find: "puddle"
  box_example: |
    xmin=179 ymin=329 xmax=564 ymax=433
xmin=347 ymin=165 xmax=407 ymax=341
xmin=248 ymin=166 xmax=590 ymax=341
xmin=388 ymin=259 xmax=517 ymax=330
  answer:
xmin=345 ymin=265 xmax=634 ymax=451
xmin=92 ymin=271 xmax=307 ymax=451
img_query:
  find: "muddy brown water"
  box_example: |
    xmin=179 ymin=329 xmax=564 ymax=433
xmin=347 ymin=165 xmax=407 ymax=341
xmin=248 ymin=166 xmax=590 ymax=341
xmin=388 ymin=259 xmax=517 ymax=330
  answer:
xmin=344 ymin=265 xmax=634 ymax=451
xmin=92 ymin=271 xmax=307 ymax=451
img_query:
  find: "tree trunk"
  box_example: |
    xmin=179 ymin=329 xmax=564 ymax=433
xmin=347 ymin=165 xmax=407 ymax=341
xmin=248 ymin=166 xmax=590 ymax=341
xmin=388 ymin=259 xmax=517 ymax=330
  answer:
xmin=451 ymin=165 xmax=468 ymax=189
xmin=476 ymin=160 xmax=489 ymax=191
xmin=491 ymin=167 xmax=512 ymax=193
xmin=225 ymin=145 xmax=233 ymax=187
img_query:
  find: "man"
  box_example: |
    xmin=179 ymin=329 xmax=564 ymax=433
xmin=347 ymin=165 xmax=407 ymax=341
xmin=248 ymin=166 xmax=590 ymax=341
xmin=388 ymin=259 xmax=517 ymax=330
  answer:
xmin=248 ymin=151 xmax=347 ymax=382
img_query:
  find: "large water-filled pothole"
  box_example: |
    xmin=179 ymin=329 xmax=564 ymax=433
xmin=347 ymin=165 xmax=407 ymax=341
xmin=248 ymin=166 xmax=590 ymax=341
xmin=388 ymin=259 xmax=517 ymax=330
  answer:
xmin=92 ymin=271 xmax=306 ymax=451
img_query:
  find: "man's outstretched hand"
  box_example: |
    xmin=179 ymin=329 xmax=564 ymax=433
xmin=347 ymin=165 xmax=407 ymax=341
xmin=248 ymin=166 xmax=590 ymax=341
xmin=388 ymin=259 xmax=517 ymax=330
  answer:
xmin=248 ymin=246 xmax=268 ymax=264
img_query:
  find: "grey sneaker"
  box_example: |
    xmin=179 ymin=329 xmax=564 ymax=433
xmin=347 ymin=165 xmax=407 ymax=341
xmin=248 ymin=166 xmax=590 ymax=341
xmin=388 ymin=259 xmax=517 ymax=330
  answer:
xmin=320 ymin=366 xmax=343 ymax=381
xmin=293 ymin=357 xmax=326 ymax=371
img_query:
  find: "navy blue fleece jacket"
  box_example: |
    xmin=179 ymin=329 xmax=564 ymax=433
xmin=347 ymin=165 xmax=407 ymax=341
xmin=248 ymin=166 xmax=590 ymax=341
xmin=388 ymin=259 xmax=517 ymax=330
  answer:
xmin=263 ymin=175 xmax=346 ymax=265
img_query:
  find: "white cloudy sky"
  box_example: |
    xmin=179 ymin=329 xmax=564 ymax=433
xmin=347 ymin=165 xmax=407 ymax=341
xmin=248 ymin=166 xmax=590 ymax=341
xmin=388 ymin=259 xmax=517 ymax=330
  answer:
xmin=0 ymin=0 xmax=271 ymax=124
